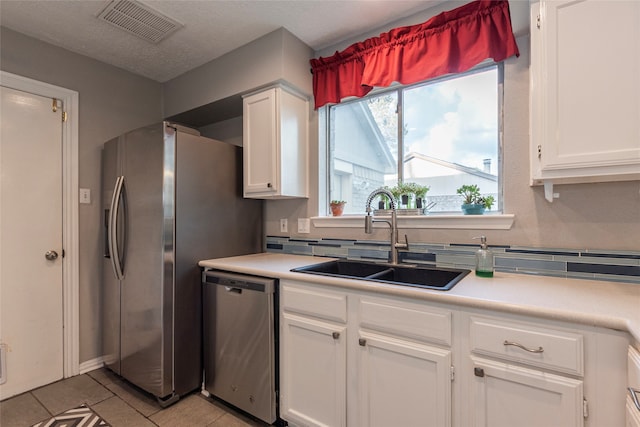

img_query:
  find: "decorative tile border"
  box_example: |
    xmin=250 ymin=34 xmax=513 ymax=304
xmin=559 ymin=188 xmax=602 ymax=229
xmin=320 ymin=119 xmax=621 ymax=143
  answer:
xmin=266 ymin=236 xmax=640 ymax=284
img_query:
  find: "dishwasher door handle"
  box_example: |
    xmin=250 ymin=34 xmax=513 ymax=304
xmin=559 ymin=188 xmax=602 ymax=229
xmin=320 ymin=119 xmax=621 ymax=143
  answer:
xmin=224 ymin=286 xmax=243 ymax=294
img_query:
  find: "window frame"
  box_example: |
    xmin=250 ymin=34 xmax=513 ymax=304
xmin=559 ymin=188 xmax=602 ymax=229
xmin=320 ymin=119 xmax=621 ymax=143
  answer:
xmin=323 ymin=62 xmax=505 ymax=217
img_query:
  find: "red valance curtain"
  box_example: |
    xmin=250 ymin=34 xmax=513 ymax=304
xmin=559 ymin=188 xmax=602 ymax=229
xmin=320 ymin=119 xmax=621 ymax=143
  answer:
xmin=310 ymin=0 xmax=520 ymax=109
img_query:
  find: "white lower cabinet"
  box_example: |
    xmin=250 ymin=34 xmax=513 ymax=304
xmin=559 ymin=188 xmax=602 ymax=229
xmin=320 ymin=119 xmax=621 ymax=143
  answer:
xmin=279 ymin=281 xmax=347 ymax=427
xmin=280 ymin=313 xmax=346 ymax=427
xmin=279 ymin=279 xmax=629 ymax=427
xmin=358 ymin=332 xmax=451 ymax=427
xmin=628 ymin=346 xmax=640 ymax=427
xmin=279 ymin=280 xmax=453 ymax=427
xmin=628 ymin=398 xmax=640 ymax=427
xmin=470 ymin=356 xmax=583 ymax=427
xmin=467 ymin=315 xmax=586 ymax=426
xmin=464 ymin=314 xmax=628 ymax=427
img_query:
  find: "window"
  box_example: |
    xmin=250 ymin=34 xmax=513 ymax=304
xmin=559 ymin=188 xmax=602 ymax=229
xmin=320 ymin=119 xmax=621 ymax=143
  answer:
xmin=327 ymin=64 xmax=502 ymax=215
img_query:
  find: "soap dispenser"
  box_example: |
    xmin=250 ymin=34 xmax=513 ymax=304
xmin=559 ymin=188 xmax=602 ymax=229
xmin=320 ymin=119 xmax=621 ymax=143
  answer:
xmin=473 ymin=236 xmax=494 ymax=277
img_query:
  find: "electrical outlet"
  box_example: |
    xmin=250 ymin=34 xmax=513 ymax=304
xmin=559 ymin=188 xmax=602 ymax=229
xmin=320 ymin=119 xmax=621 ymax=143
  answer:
xmin=298 ymin=218 xmax=310 ymax=234
xmin=280 ymin=218 xmax=288 ymax=233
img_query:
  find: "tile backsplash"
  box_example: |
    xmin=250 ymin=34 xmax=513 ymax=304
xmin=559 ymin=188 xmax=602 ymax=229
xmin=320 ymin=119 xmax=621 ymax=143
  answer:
xmin=266 ymin=236 xmax=640 ymax=284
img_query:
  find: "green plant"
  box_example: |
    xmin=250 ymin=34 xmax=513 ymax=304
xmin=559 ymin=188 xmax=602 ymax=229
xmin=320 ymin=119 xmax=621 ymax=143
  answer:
xmin=330 ymin=200 xmax=346 ymax=205
xmin=407 ymin=182 xmax=430 ymax=199
xmin=456 ymin=184 xmax=494 ymax=209
xmin=387 ymin=184 xmax=403 ymax=201
xmin=456 ymin=184 xmax=481 ymax=204
xmin=387 ymin=182 xmax=429 ymax=200
xmin=395 ymin=181 xmax=414 ymax=196
xmin=478 ymin=195 xmax=495 ymax=210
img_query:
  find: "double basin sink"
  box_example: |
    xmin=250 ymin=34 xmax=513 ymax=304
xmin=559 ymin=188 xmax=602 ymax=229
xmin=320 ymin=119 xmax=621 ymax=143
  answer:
xmin=291 ymin=259 xmax=469 ymax=291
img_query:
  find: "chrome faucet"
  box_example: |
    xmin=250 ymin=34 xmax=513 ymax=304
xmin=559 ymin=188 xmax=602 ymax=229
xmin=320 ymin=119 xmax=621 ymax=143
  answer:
xmin=364 ymin=187 xmax=409 ymax=265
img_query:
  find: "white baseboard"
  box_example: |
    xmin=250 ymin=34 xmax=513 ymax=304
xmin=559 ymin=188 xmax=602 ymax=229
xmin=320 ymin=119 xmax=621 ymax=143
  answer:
xmin=79 ymin=356 xmax=105 ymax=374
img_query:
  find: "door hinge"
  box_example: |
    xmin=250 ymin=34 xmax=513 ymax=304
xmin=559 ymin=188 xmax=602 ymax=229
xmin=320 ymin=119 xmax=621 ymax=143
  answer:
xmin=583 ymin=398 xmax=589 ymax=418
xmin=450 ymin=366 xmax=455 ymax=381
xmin=537 ymin=144 xmax=542 ymax=159
xmin=62 ymin=111 xmax=68 ymax=122
xmin=536 ymin=14 xmax=541 ymax=29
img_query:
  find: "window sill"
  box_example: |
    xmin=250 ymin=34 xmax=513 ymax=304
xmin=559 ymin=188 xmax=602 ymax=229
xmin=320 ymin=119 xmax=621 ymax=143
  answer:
xmin=312 ymin=214 xmax=515 ymax=230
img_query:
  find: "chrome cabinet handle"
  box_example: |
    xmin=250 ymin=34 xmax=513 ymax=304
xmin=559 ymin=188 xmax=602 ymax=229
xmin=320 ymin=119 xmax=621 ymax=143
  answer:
xmin=503 ymin=340 xmax=544 ymax=353
xmin=359 ymin=338 xmax=367 ymax=346
xmin=332 ymin=332 xmax=340 ymax=340
xmin=45 ymin=250 xmax=59 ymax=261
xmin=630 ymin=387 xmax=640 ymax=411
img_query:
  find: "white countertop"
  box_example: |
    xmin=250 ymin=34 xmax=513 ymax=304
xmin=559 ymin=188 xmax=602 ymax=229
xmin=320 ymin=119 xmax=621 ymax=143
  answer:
xmin=199 ymin=252 xmax=640 ymax=343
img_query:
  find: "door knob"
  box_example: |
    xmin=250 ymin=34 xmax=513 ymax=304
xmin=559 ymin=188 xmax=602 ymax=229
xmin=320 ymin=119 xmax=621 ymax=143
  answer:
xmin=45 ymin=250 xmax=59 ymax=261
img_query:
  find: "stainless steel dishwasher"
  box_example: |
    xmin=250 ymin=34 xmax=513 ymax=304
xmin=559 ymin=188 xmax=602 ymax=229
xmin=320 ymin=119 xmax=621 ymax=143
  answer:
xmin=202 ymin=270 xmax=277 ymax=424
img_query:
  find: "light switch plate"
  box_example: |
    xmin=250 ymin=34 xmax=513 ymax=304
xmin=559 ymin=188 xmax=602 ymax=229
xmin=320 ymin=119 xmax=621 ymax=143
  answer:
xmin=280 ymin=218 xmax=288 ymax=233
xmin=298 ymin=218 xmax=310 ymax=234
xmin=79 ymin=188 xmax=91 ymax=204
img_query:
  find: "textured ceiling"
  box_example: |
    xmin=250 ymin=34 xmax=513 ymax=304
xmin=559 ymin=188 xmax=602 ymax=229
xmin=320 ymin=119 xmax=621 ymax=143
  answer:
xmin=0 ymin=0 xmax=445 ymax=82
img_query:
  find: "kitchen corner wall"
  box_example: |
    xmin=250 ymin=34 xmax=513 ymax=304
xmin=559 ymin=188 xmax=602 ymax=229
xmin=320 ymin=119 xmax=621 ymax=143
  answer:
xmin=0 ymin=27 xmax=164 ymax=364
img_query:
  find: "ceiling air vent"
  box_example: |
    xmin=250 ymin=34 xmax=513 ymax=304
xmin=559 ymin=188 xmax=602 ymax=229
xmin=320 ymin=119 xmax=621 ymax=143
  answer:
xmin=97 ymin=0 xmax=183 ymax=44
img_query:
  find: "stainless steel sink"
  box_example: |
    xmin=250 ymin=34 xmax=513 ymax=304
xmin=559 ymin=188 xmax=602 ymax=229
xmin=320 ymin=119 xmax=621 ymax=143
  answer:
xmin=291 ymin=260 xmax=469 ymax=291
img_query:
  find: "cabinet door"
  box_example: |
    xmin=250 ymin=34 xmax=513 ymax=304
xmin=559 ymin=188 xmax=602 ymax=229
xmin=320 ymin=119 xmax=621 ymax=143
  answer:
xmin=628 ymin=395 xmax=640 ymax=427
xmin=531 ymin=0 xmax=640 ymax=183
xmin=280 ymin=312 xmax=346 ymax=427
xmin=243 ymin=88 xmax=278 ymax=196
xmin=357 ymin=332 xmax=452 ymax=427
xmin=471 ymin=357 xmax=584 ymax=427
xmin=629 ymin=346 xmax=640 ymax=427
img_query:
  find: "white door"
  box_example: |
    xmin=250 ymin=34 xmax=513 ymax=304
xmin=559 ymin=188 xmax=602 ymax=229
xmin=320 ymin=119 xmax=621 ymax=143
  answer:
xmin=471 ymin=357 xmax=584 ymax=427
xmin=279 ymin=312 xmax=347 ymax=427
xmin=0 ymin=86 xmax=64 ymax=399
xmin=243 ymin=88 xmax=278 ymax=197
xmin=530 ymin=0 xmax=640 ymax=181
xmin=357 ymin=332 xmax=452 ymax=427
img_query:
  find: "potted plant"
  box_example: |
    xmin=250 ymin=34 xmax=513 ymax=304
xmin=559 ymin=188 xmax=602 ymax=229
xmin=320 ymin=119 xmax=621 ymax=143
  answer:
xmin=329 ymin=200 xmax=346 ymax=216
xmin=377 ymin=193 xmax=391 ymax=210
xmin=407 ymin=182 xmax=430 ymax=209
xmin=387 ymin=184 xmax=403 ymax=207
xmin=379 ymin=182 xmax=430 ymax=213
xmin=388 ymin=182 xmax=420 ymax=209
xmin=456 ymin=184 xmax=494 ymax=215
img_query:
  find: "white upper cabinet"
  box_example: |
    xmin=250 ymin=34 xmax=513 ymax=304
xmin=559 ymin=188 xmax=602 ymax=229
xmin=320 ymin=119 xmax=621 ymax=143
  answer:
xmin=530 ymin=0 xmax=640 ymax=201
xmin=243 ymin=84 xmax=309 ymax=199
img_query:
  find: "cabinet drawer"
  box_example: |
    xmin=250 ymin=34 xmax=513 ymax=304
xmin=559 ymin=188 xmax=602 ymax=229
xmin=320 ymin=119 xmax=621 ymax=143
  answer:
xmin=470 ymin=316 xmax=583 ymax=375
xmin=281 ymin=282 xmax=347 ymax=324
xmin=359 ymin=296 xmax=451 ymax=346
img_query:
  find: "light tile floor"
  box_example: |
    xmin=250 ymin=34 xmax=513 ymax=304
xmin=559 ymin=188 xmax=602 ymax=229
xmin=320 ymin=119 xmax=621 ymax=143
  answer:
xmin=0 ymin=368 xmax=268 ymax=426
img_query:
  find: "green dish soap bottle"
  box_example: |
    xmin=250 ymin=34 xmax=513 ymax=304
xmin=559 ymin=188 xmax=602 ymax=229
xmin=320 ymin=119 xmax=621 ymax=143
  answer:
xmin=473 ymin=236 xmax=494 ymax=278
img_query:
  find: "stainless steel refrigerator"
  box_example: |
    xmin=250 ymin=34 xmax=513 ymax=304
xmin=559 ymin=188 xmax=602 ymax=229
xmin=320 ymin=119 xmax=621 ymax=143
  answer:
xmin=101 ymin=122 xmax=263 ymax=406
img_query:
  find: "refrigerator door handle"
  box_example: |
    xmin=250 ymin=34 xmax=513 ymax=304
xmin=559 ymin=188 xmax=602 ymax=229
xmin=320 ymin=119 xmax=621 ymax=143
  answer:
xmin=109 ymin=176 xmax=125 ymax=280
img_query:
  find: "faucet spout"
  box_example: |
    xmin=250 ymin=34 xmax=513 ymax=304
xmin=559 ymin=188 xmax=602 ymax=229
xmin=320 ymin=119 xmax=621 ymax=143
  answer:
xmin=364 ymin=187 xmax=408 ymax=265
